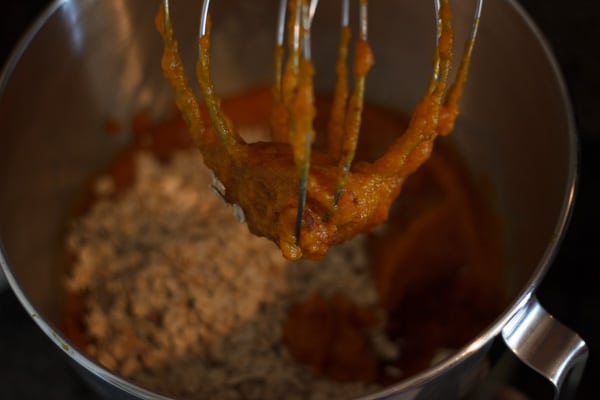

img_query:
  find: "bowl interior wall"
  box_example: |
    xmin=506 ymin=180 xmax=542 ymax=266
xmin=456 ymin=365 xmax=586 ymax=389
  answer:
xmin=0 ymin=0 xmax=573 ymax=328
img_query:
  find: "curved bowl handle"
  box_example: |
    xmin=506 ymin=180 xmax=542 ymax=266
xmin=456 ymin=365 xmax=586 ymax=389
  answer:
xmin=501 ymin=294 xmax=588 ymax=400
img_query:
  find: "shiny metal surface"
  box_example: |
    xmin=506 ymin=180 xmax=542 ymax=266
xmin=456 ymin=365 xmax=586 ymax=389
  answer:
xmin=502 ymin=295 xmax=588 ymax=400
xmin=0 ymin=0 xmax=586 ymax=399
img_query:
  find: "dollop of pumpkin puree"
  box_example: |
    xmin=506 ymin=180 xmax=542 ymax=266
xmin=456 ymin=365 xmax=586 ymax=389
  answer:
xmin=283 ymin=294 xmax=380 ymax=383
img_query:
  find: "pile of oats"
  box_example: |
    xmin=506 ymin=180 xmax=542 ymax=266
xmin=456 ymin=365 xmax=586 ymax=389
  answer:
xmin=66 ymin=149 xmax=391 ymax=399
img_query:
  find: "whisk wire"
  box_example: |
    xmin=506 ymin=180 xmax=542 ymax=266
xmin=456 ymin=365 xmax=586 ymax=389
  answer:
xmin=199 ymin=0 xmax=210 ymax=36
xmin=331 ymin=0 xmax=370 ymax=208
xmin=161 ymin=0 xmax=484 ymax=255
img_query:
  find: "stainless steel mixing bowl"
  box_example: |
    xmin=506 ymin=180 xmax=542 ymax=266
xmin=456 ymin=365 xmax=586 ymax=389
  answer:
xmin=0 ymin=0 xmax=588 ymax=399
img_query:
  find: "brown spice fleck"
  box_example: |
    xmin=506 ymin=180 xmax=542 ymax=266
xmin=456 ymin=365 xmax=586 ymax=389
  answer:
xmin=103 ymin=118 xmax=122 ymax=135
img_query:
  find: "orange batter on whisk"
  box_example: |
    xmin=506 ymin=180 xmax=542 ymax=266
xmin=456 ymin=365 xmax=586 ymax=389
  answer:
xmin=156 ymin=0 xmax=481 ymax=260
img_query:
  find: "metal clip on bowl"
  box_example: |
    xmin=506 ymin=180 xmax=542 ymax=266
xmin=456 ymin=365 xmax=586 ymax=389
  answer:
xmin=502 ymin=295 xmax=588 ymax=400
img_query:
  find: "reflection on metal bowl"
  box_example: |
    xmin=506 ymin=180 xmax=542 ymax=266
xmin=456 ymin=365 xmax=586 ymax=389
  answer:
xmin=0 ymin=0 xmax=587 ymax=399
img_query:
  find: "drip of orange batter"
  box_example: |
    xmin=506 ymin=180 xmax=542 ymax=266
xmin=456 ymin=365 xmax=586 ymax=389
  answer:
xmin=156 ymin=0 xmax=477 ymax=260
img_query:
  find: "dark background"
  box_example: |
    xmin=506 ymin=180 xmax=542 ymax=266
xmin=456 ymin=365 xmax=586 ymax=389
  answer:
xmin=0 ymin=1 xmax=598 ymax=399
